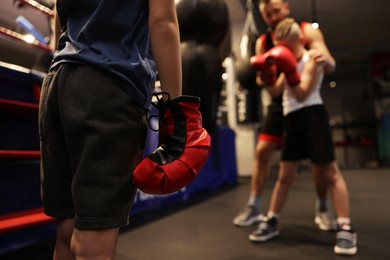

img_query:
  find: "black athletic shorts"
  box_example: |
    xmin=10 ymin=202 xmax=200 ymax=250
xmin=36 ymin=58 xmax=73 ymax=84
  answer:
xmin=258 ymin=97 xmax=284 ymax=146
xmin=281 ymin=105 xmax=335 ymax=164
xmin=261 ymin=102 xmax=283 ymax=136
xmin=39 ymin=63 xmax=148 ymax=229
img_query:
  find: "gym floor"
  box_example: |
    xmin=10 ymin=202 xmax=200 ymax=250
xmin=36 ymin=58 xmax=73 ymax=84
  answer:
xmin=2 ymin=167 xmax=390 ymax=259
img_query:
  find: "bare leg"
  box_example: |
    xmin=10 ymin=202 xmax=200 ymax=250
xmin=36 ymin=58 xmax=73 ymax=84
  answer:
xmin=268 ymin=161 xmax=298 ymax=215
xmin=313 ymin=161 xmax=350 ymax=218
xmin=70 ymin=227 xmax=120 ymax=260
xmin=233 ymin=139 xmax=280 ymax=227
xmin=251 ymin=140 xmax=279 ymax=196
xmin=248 ymin=161 xmax=298 ymax=242
xmin=312 ymin=166 xmax=328 ymax=200
xmin=53 ymin=219 xmax=75 ymax=260
xmin=315 ymin=162 xmax=357 ymax=256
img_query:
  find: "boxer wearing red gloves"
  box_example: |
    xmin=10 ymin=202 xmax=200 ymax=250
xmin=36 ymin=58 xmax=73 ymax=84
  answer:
xmin=233 ymin=0 xmax=337 ymax=232
xmin=248 ymin=18 xmax=357 ymax=256
xmin=39 ymin=1 xmax=208 ymax=259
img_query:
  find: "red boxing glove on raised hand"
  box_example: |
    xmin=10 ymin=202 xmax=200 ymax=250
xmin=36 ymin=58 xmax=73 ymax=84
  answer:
xmin=132 ymin=93 xmax=211 ymax=195
xmin=265 ymin=45 xmax=300 ymax=86
xmin=250 ymin=54 xmax=277 ymax=85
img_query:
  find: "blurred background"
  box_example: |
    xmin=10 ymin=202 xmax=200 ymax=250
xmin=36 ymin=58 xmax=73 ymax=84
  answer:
xmin=1 ymin=0 xmax=390 ymax=258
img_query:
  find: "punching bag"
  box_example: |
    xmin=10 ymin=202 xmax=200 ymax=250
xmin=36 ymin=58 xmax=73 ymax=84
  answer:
xmin=175 ymin=0 xmax=229 ymax=133
xmin=234 ymin=32 xmax=258 ymax=91
xmin=233 ymin=0 xmax=266 ymax=124
xmin=175 ymin=0 xmax=229 ymax=48
xmin=234 ymin=0 xmax=266 ymax=91
xmin=181 ymin=42 xmax=223 ymax=133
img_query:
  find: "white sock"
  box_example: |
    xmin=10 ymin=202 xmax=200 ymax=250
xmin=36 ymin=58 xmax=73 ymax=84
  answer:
xmin=337 ymin=217 xmax=351 ymax=227
xmin=267 ymin=211 xmax=279 ymax=219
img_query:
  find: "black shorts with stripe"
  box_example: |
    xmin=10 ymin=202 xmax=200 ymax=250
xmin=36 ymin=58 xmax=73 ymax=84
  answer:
xmin=281 ymin=105 xmax=335 ymax=164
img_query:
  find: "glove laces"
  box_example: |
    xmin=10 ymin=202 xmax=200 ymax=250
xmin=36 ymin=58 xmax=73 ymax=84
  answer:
xmin=147 ymin=92 xmax=171 ymax=132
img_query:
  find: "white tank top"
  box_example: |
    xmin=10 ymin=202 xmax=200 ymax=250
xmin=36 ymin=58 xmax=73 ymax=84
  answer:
xmin=282 ymin=52 xmax=324 ymax=115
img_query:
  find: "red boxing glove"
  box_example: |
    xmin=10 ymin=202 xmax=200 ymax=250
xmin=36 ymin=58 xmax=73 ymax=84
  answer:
xmin=265 ymin=45 xmax=301 ymax=86
xmin=250 ymin=54 xmax=277 ymax=85
xmin=132 ymin=93 xmax=211 ymax=195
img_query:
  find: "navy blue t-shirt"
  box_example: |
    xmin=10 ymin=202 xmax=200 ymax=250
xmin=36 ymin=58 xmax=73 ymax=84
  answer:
xmin=51 ymin=0 xmax=156 ymax=109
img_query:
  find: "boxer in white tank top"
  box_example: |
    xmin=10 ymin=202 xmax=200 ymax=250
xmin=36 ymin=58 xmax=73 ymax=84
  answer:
xmin=282 ymin=51 xmax=324 ymax=115
xmin=249 ymin=18 xmax=358 ymax=256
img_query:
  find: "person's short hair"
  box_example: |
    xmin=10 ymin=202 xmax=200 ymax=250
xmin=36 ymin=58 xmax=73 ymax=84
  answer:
xmin=274 ymin=18 xmax=300 ymax=42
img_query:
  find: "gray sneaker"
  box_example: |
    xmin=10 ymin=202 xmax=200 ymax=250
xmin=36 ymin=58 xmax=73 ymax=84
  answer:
xmin=248 ymin=216 xmax=279 ymax=242
xmin=315 ymin=210 xmax=337 ymax=231
xmin=334 ymin=225 xmax=357 ymax=255
xmin=233 ymin=205 xmax=262 ymax=227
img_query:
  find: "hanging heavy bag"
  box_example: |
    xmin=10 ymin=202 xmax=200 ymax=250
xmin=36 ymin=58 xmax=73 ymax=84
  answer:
xmin=234 ymin=0 xmax=265 ymax=91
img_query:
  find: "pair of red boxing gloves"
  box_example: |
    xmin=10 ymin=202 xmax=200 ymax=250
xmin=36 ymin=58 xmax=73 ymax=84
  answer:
xmin=250 ymin=45 xmax=300 ymax=87
xmin=132 ymin=93 xmax=211 ymax=195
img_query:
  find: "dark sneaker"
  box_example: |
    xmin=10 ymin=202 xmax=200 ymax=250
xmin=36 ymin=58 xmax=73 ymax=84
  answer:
xmin=248 ymin=216 xmax=279 ymax=242
xmin=334 ymin=225 xmax=357 ymax=255
xmin=315 ymin=210 xmax=337 ymax=231
xmin=233 ymin=205 xmax=262 ymax=227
